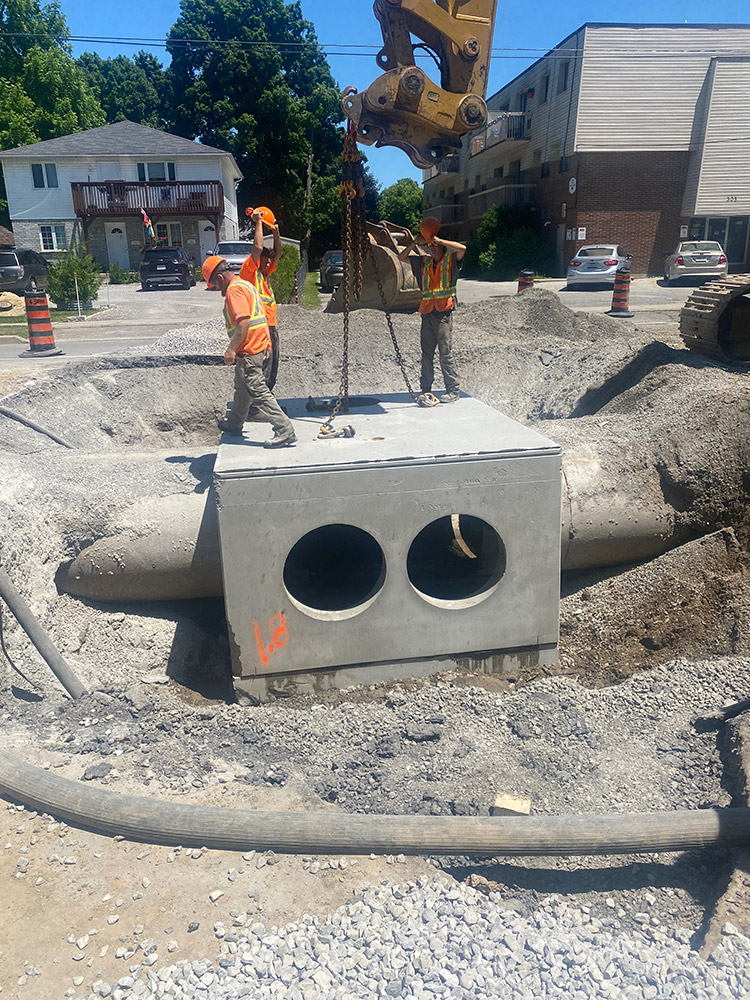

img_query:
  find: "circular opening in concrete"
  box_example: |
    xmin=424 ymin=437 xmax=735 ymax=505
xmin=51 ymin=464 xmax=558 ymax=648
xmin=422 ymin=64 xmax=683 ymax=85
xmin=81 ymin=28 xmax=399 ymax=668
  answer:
xmin=283 ymin=524 xmax=386 ymax=620
xmin=407 ymin=514 xmax=506 ymax=609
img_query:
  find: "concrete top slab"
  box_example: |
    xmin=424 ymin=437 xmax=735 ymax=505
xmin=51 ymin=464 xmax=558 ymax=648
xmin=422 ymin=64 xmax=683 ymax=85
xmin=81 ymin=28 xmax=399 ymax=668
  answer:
xmin=214 ymin=393 xmax=561 ymax=478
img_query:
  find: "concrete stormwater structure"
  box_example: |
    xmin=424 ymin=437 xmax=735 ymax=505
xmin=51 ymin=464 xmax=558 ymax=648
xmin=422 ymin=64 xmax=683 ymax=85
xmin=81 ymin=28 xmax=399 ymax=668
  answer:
xmin=213 ymin=393 xmax=561 ymax=700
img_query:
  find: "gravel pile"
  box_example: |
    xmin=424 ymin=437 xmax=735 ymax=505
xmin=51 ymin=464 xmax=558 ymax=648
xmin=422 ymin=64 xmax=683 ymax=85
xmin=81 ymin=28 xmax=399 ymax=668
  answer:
xmin=66 ymin=879 xmax=750 ymax=1000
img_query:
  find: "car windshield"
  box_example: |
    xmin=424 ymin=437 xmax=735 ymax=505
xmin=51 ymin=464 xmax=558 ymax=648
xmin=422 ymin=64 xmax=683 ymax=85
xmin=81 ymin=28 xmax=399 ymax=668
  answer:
xmin=679 ymin=242 xmax=722 ymax=252
xmin=0 ymin=252 xmax=18 ymax=266
xmin=577 ymin=247 xmax=616 ymax=258
xmin=328 ymin=253 xmax=343 ymax=265
xmin=216 ymin=243 xmax=253 ymax=255
xmin=144 ymin=249 xmax=182 ymax=261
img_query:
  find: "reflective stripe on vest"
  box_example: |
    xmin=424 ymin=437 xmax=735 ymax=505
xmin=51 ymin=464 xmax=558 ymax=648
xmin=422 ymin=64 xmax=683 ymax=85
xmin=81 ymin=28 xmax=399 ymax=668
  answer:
xmin=247 ymin=269 xmax=275 ymax=310
xmin=421 ymin=253 xmax=456 ymax=301
xmin=223 ymin=278 xmax=268 ymax=336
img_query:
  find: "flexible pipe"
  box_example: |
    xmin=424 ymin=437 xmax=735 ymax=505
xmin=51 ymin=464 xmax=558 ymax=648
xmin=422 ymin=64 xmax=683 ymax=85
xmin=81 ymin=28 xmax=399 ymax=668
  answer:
xmin=0 ymin=748 xmax=748 ymax=856
xmin=0 ymin=405 xmax=74 ymax=449
xmin=0 ymin=568 xmax=87 ymax=699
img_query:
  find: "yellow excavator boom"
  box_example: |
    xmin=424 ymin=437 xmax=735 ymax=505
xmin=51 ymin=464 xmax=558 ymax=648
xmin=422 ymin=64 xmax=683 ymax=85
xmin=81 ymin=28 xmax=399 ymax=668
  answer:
xmin=342 ymin=0 xmax=499 ymax=169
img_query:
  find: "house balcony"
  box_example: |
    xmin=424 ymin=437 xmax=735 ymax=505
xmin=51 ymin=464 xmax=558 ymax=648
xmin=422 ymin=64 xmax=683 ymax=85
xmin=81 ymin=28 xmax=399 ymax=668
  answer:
xmin=71 ymin=180 xmax=224 ymax=219
xmin=468 ymin=183 xmax=536 ymax=219
xmin=469 ymin=113 xmax=528 ymax=157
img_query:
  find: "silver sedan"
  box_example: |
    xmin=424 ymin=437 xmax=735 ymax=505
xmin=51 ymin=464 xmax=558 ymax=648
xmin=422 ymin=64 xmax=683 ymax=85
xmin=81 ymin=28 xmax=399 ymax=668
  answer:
xmin=663 ymin=241 xmax=728 ymax=285
xmin=566 ymin=245 xmax=631 ymax=288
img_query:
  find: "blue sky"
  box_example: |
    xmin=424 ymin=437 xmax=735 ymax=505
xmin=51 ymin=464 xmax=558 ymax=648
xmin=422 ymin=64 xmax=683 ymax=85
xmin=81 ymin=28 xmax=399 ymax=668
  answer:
xmin=61 ymin=0 xmax=750 ymax=189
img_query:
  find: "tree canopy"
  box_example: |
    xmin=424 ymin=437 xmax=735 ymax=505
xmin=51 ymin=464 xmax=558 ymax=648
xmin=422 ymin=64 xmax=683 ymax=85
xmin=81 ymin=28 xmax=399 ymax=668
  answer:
xmin=164 ymin=0 xmax=346 ymax=240
xmin=77 ymin=52 xmax=167 ymax=128
xmin=378 ymin=178 xmax=424 ymax=233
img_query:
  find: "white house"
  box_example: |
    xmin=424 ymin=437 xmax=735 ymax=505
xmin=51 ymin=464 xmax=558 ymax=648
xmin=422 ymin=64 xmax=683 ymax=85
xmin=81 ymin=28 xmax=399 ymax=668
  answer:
xmin=0 ymin=120 xmax=243 ymax=269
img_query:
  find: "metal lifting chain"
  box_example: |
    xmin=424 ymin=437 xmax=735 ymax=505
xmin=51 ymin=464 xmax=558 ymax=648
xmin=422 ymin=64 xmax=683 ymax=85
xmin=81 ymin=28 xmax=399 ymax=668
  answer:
xmin=319 ymin=122 xmax=421 ymax=437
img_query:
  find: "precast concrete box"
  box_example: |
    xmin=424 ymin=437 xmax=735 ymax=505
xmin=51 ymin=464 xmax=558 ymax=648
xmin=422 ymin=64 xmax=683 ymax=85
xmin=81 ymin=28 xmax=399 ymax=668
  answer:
xmin=214 ymin=393 xmax=561 ymax=697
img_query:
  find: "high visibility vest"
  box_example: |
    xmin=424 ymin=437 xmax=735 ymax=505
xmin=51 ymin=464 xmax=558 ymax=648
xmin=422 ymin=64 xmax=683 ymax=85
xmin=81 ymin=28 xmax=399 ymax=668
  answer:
xmin=419 ymin=252 xmax=457 ymax=313
xmin=223 ymin=278 xmax=271 ymax=355
xmin=239 ymin=257 xmax=278 ymax=326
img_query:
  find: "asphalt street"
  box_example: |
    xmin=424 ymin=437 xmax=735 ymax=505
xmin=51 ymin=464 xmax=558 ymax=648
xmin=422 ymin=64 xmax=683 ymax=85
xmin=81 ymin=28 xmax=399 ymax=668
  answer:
xmin=0 ymin=276 xmax=693 ymax=376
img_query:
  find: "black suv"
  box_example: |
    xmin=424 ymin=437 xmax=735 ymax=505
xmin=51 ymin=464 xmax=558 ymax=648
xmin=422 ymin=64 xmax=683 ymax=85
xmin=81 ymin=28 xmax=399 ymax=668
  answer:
xmin=139 ymin=247 xmax=196 ymax=291
xmin=0 ymin=248 xmax=50 ymax=293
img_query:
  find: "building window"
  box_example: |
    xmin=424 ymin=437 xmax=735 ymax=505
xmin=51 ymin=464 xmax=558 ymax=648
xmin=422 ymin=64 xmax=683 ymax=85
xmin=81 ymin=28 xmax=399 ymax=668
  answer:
xmin=39 ymin=225 xmax=67 ymax=250
xmin=541 ymin=162 xmax=551 ymax=178
xmin=559 ymin=155 xmax=570 ymax=173
xmin=169 ymin=223 xmax=182 ymax=246
xmin=493 ymin=166 xmax=504 ymax=178
xmin=32 ymin=163 xmax=58 ymax=188
xmin=557 ymin=61 xmax=570 ymax=94
xmin=540 ymin=75 xmax=550 ymax=104
xmin=137 ymin=162 xmax=176 ymax=182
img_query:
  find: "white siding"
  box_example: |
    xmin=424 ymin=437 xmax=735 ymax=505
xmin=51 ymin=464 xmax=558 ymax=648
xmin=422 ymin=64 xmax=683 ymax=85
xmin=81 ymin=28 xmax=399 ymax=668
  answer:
xmin=688 ymin=59 xmax=750 ymax=215
xmin=576 ymin=25 xmax=750 ymax=152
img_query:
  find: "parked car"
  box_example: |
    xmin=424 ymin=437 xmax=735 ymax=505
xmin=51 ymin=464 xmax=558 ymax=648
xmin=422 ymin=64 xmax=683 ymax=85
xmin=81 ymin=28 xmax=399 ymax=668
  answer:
xmin=566 ymin=245 xmax=631 ymax=288
xmin=319 ymin=250 xmax=343 ymax=291
xmin=663 ymin=241 xmax=728 ymax=285
xmin=140 ymin=247 xmax=195 ymax=290
xmin=0 ymin=248 xmax=50 ymax=293
xmin=212 ymin=241 xmax=255 ymax=274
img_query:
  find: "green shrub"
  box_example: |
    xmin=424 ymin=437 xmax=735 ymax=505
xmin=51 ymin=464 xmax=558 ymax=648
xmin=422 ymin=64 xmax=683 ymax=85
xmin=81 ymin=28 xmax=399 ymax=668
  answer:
xmin=469 ymin=203 xmax=555 ymax=280
xmin=47 ymin=247 xmax=103 ymax=305
xmin=269 ymin=244 xmax=301 ymax=304
xmin=107 ymin=262 xmax=137 ymax=284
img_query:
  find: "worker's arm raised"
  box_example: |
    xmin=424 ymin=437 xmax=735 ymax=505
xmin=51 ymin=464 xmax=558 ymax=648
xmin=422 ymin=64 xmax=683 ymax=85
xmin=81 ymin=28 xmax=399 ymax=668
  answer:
xmin=271 ymin=222 xmax=282 ymax=266
xmin=397 ymin=237 xmax=418 ymax=261
xmin=433 ymin=236 xmax=466 ymax=261
xmin=251 ymin=210 xmax=264 ymax=264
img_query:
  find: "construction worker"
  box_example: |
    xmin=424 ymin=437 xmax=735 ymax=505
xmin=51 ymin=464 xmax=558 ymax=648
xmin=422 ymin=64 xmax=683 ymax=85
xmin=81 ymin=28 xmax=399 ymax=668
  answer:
xmin=202 ymin=255 xmax=296 ymax=448
xmin=399 ymin=217 xmax=466 ymax=405
xmin=240 ymin=207 xmax=282 ymax=390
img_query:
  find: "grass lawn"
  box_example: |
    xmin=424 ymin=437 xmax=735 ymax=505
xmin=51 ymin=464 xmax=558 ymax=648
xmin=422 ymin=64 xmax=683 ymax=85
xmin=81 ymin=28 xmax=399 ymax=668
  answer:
xmin=300 ymin=271 xmax=321 ymax=310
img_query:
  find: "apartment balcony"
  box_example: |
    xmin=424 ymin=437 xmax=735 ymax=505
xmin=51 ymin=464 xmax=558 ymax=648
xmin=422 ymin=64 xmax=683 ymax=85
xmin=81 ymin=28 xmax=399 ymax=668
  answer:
xmin=468 ymin=183 xmax=536 ymax=219
xmin=422 ymin=154 xmax=461 ymax=183
xmin=469 ymin=113 xmax=528 ymax=157
xmin=71 ymin=180 xmax=224 ymax=219
xmin=424 ymin=204 xmax=464 ymax=225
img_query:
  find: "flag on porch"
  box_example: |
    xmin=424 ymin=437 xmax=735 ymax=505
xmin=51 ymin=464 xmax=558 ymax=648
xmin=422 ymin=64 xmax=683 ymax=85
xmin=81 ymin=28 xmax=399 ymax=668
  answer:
xmin=141 ymin=208 xmax=155 ymax=244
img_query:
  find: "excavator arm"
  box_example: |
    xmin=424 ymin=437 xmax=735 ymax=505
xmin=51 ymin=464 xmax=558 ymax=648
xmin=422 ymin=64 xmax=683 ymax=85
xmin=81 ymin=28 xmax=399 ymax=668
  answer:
xmin=342 ymin=0 xmax=499 ymax=168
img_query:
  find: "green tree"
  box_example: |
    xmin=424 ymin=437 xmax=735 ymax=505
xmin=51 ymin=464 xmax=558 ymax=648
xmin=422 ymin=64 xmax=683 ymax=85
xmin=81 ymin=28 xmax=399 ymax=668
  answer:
xmin=378 ymin=177 xmax=423 ymax=232
xmin=164 ymin=0 xmax=345 ymax=239
xmin=0 ymin=1 xmax=105 ymax=225
xmin=77 ymin=52 xmax=166 ymax=127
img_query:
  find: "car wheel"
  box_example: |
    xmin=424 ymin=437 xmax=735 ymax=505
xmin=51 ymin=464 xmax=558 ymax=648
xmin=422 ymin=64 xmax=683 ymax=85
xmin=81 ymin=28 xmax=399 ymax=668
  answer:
xmin=182 ymin=277 xmax=191 ymax=290
xmin=663 ymin=273 xmax=671 ymax=286
xmin=141 ymin=281 xmax=150 ymax=291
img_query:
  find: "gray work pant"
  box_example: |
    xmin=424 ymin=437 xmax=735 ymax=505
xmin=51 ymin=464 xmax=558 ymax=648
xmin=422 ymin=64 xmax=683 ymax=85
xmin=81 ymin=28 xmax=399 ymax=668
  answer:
xmin=420 ymin=309 xmax=459 ymax=394
xmin=225 ymin=352 xmax=294 ymax=437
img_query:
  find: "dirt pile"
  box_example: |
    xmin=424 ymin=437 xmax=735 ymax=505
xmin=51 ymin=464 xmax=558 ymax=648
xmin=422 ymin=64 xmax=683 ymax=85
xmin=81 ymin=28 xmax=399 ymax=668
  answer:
xmin=0 ymin=291 xmax=25 ymax=316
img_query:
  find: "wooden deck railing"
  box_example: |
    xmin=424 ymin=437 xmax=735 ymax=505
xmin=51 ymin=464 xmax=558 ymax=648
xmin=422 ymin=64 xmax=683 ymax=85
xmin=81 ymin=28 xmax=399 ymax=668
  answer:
xmin=71 ymin=180 xmax=224 ymax=217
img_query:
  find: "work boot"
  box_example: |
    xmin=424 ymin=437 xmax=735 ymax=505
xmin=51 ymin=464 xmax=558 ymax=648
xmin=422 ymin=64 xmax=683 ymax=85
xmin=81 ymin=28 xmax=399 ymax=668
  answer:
xmin=439 ymin=391 xmax=460 ymax=404
xmin=217 ymin=418 xmax=243 ymax=436
xmin=264 ymin=431 xmax=297 ymax=449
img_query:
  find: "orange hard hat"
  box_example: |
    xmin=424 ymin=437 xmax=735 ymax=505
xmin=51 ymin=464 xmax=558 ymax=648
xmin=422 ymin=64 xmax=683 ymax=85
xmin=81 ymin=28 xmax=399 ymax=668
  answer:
xmin=256 ymin=206 xmax=276 ymax=227
xmin=420 ymin=217 xmax=440 ymax=242
xmin=202 ymin=255 xmax=227 ymax=284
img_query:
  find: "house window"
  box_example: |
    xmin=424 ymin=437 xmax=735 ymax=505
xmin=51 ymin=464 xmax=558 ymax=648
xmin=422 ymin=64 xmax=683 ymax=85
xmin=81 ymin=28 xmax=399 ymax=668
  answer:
xmin=169 ymin=223 xmax=182 ymax=246
xmin=137 ymin=162 xmax=177 ymax=182
xmin=557 ymin=61 xmax=570 ymax=94
xmin=39 ymin=225 xmax=67 ymax=250
xmin=540 ymin=75 xmax=550 ymax=104
xmin=32 ymin=163 xmax=58 ymax=188
xmin=541 ymin=162 xmax=551 ymax=178
xmin=493 ymin=166 xmax=504 ymax=178
xmin=155 ymin=223 xmax=169 ymax=243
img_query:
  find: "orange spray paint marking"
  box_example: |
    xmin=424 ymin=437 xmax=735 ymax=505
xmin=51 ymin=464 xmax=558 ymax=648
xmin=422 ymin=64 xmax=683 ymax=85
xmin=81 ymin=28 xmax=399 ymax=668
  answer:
xmin=254 ymin=614 xmax=289 ymax=665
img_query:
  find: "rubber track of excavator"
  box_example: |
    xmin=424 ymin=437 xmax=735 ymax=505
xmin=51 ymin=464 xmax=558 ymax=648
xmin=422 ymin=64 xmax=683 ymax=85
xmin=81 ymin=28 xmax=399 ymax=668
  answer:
xmin=679 ymin=274 xmax=750 ymax=366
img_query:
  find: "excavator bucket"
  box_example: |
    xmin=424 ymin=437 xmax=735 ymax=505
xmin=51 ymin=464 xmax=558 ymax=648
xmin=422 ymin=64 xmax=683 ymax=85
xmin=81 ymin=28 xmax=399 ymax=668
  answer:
xmin=326 ymin=220 xmax=423 ymax=314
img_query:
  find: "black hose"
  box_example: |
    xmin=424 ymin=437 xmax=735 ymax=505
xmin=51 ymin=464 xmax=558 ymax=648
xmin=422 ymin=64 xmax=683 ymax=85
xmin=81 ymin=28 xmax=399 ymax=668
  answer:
xmin=0 ymin=747 xmax=748 ymax=856
xmin=0 ymin=405 xmax=74 ymax=449
xmin=0 ymin=568 xmax=87 ymax=699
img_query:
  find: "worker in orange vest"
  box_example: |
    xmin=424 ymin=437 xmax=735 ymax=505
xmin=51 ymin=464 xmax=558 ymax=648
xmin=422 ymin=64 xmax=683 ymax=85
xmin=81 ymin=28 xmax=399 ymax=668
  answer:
xmin=399 ymin=217 xmax=466 ymax=406
xmin=202 ymin=255 xmax=296 ymax=448
xmin=240 ymin=207 xmax=282 ymax=390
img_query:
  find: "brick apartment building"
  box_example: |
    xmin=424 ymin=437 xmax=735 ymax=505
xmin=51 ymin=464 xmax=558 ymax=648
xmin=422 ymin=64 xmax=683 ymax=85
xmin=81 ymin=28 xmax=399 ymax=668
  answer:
xmin=422 ymin=23 xmax=750 ymax=276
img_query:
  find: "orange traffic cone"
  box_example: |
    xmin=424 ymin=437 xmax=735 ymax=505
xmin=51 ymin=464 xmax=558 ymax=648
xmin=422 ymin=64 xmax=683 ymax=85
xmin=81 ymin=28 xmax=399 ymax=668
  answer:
xmin=517 ymin=270 xmax=534 ymax=293
xmin=607 ymin=268 xmax=634 ymax=318
xmin=20 ymin=292 xmax=64 ymax=357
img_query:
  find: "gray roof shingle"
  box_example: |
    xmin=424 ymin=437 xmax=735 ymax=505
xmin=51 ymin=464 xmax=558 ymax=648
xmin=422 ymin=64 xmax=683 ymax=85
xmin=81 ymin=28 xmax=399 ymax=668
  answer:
xmin=0 ymin=120 xmax=235 ymax=161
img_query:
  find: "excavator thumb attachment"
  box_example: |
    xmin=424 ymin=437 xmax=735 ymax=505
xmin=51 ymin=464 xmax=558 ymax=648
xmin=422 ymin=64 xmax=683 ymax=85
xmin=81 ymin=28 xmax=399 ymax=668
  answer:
xmin=326 ymin=220 xmax=424 ymax=314
xmin=342 ymin=0 xmax=499 ymax=169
